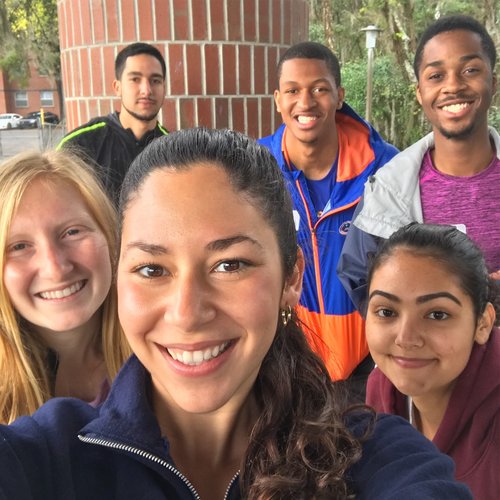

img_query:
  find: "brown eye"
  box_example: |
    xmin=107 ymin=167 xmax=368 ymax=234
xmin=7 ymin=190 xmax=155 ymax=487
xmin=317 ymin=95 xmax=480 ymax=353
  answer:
xmin=137 ymin=264 xmax=166 ymax=278
xmin=214 ymin=260 xmax=242 ymax=273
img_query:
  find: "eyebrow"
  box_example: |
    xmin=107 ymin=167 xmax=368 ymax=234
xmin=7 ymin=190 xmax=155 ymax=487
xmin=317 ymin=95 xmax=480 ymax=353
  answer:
xmin=207 ymin=235 xmax=262 ymax=251
xmin=368 ymin=290 xmax=462 ymax=306
xmin=281 ymin=78 xmax=332 ymax=86
xmin=126 ymin=71 xmax=164 ymax=79
xmin=124 ymin=235 xmax=262 ymax=256
xmin=423 ymin=53 xmax=484 ymax=71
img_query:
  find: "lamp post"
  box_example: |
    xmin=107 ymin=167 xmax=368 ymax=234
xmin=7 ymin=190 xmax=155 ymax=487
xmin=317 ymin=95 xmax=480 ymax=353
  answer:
xmin=361 ymin=25 xmax=382 ymax=123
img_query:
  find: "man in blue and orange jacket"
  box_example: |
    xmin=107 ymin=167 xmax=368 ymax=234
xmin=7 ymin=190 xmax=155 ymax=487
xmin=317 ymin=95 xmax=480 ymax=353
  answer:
xmin=259 ymin=42 xmax=398 ymax=399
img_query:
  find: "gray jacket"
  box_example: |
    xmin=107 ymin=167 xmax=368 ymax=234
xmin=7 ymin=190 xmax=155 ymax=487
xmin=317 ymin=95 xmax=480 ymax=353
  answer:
xmin=337 ymin=127 xmax=500 ymax=310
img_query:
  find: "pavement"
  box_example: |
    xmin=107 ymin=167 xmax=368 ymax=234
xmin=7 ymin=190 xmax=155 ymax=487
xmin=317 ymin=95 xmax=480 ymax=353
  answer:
xmin=0 ymin=126 xmax=66 ymax=160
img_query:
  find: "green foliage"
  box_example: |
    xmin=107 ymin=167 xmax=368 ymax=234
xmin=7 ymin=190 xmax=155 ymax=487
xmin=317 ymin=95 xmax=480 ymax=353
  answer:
xmin=0 ymin=0 xmax=59 ymax=83
xmin=309 ymin=0 xmax=500 ymax=148
xmin=342 ymin=55 xmax=428 ymax=148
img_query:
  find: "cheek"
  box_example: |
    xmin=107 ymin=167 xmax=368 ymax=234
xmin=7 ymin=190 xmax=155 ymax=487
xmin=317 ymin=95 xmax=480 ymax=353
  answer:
xmin=117 ymin=280 xmax=153 ymax=339
xmin=2 ymin=262 xmax=28 ymax=301
xmin=365 ymin=320 xmax=390 ymax=351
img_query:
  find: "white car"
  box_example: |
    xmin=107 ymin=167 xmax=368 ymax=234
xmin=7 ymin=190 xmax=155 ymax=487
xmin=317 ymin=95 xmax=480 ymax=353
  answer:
xmin=0 ymin=113 xmax=23 ymax=129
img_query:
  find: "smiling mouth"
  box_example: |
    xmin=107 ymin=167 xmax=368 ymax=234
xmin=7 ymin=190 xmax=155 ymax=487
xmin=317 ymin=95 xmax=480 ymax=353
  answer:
xmin=166 ymin=341 xmax=231 ymax=366
xmin=296 ymin=116 xmax=318 ymax=124
xmin=441 ymin=102 xmax=470 ymax=113
xmin=37 ymin=280 xmax=86 ymax=300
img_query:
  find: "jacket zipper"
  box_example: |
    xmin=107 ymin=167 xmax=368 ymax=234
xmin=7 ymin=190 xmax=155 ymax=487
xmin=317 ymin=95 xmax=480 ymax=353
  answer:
xmin=78 ymin=434 xmax=201 ymax=499
xmin=223 ymin=470 xmax=240 ymax=500
xmin=78 ymin=434 xmax=240 ymax=499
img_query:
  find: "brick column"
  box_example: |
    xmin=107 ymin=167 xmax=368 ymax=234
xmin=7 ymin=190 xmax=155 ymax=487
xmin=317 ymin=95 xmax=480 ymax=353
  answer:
xmin=57 ymin=0 xmax=308 ymax=138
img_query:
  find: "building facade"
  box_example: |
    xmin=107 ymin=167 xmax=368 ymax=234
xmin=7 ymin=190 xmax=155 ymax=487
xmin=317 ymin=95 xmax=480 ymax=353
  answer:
xmin=57 ymin=0 xmax=309 ymax=137
xmin=0 ymin=61 xmax=62 ymax=118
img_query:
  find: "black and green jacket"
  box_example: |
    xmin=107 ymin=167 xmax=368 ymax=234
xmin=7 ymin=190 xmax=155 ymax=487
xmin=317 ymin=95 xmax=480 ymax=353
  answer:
xmin=58 ymin=112 xmax=168 ymax=204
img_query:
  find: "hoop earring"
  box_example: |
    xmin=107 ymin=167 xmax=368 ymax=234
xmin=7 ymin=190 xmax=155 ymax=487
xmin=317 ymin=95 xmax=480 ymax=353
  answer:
xmin=281 ymin=305 xmax=292 ymax=327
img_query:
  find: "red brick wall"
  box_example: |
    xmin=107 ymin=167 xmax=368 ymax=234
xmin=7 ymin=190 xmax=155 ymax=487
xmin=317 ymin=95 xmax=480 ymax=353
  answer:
xmin=0 ymin=62 xmax=61 ymax=117
xmin=57 ymin=0 xmax=308 ymax=138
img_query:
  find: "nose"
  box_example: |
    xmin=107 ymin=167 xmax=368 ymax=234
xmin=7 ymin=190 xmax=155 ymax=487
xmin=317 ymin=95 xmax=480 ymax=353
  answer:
xmin=394 ymin=316 xmax=424 ymax=350
xmin=442 ymin=71 xmax=467 ymax=94
xmin=163 ymin=271 xmax=216 ymax=333
xmin=297 ymin=89 xmax=315 ymax=109
xmin=37 ymin=242 xmax=74 ymax=281
xmin=140 ymin=78 xmax=152 ymax=96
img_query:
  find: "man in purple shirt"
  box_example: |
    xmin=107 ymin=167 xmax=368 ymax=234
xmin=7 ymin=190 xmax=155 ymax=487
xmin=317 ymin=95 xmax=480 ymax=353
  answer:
xmin=338 ymin=14 xmax=500 ymax=311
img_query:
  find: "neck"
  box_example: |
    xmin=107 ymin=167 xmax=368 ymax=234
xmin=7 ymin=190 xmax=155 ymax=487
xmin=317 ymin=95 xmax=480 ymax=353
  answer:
xmin=118 ymin=109 xmax=157 ymax=140
xmin=33 ymin=312 xmax=106 ymax=400
xmin=285 ymin=128 xmax=339 ymax=180
xmin=153 ymin=391 xmax=259 ymax=500
xmin=432 ymin=126 xmax=494 ymax=176
xmin=411 ymin=387 xmax=453 ymax=441
xmin=34 ymin=311 xmax=101 ymax=360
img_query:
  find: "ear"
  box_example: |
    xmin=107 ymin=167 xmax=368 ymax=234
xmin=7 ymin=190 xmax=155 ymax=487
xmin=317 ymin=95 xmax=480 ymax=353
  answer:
xmin=280 ymin=246 xmax=304 ymax=309
xmin=474 ymin=302 xmax=495 ymax=345
xmin=416 ymin=84 xmax=423 ymax=106
xmin=337 ymin=86 xmax=345 ymax=109
xmin=112 ymin=79 xmax=121 ymax=97
xmin=274 ymin=89 xmax=281 ymax=114
xmin=492 ymin=72 xmax=497 ymax=97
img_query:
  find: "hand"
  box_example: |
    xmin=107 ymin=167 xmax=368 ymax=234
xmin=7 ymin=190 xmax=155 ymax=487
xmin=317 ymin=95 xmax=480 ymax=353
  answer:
xmin=490 ymin=270 xmax=500 ymax=281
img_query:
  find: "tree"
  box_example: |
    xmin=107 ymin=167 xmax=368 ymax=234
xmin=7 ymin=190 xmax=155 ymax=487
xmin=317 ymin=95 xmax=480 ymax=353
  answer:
xmin=309 ymin=0 xmax=500 ymax=148
xmin=0 ymin=0 xmax=62 ymax=116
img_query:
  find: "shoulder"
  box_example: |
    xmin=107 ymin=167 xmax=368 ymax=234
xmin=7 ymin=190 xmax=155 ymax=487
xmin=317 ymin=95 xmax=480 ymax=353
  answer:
xmin=2 ymin=397 xmax=96 ymax=447
xmin=258 ymin=125 xmax=285 ymax=151
xmin=374 ymin=132 xmax=435 ymax=181
xmin=154 ymin=122 xmax=169 ymax=136
xmin=0 ymin=398 xmax=98 ymax=498
xmin=348 ymin=414 xmax=472 ymax=499
xmin=58 ymin=115 xmax=112 ymax=149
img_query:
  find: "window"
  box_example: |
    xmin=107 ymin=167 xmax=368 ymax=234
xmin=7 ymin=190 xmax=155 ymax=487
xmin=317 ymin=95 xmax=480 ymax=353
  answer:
xmin=40 ymin=91 xmax=54 ymax=107
xmin=15 ymin=91 xmax=28 ymax=107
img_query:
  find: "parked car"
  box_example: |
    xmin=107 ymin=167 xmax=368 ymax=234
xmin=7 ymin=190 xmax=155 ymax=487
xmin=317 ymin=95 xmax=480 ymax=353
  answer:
xmin=0 ymin=113 xmax=23 ymax=129
xmin=18 ymin=111 xmax=60 ymax=129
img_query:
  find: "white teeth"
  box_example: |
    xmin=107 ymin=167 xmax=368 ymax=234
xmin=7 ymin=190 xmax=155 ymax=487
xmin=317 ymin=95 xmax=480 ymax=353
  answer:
xmin=297 ymin=116 xmax=317 ymax=124
xmin=167 ymin=341 xmax=229 ymax=366
xmin=442 ymin=103 xmax=468 ymax=113
xmin=39 ymin=281 xmax=84 ymax=300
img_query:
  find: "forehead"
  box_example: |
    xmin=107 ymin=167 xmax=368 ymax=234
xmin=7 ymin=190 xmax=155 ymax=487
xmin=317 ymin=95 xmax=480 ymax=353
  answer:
xmin=122 ymin=53 xmax=163 ymax=75
xmin=122 ymin=165 xmax=272 ymax=239
xmin=371 ymin=248 xmax=458 ymax=286
xmin=279 ymin=58 xmax=335 ymax=83
xmin=420 ymin=29 xmax=488 ymax=68
xmin=10 ymin=177 xmax=91 ymax=227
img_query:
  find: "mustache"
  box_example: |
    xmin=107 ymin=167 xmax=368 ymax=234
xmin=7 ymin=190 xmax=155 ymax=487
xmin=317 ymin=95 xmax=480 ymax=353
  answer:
xmin=436 ymin=94 xmax=474 ymax=106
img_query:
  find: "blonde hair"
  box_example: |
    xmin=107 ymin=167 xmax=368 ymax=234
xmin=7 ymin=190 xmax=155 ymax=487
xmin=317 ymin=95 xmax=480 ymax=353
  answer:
xmin=0 ymin=150 xmax=130 ymax=423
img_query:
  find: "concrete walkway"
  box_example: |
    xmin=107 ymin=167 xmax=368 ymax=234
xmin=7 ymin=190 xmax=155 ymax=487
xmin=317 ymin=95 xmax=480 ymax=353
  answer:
xmin=0 ymin=126 xmax=65 ymax=160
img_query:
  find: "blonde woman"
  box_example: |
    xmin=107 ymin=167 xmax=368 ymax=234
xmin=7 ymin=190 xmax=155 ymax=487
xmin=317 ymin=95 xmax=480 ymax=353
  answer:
xmin=0 ymin=150 xmax=129 ymax=423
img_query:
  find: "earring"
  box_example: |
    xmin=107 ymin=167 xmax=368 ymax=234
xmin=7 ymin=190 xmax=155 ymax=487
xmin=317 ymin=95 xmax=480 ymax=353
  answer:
xmin=281 ymin=305 xmax=292 ymax=327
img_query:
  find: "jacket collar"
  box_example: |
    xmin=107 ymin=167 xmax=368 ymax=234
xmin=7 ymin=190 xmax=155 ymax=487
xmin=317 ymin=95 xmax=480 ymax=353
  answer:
xmin=79 ymin=355 xmax=169 ymax=458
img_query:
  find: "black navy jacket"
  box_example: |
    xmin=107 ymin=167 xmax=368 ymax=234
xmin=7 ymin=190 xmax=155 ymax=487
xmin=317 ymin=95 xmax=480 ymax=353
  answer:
xmin=0 ymin=356 xmax=472 ymax=499
xmin=57 ymin=112 xmax=168 ymax=204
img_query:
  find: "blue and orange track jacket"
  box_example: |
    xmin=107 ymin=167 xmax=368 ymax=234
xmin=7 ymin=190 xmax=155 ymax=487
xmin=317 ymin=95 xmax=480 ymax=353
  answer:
xmin=259 ymin=104 xmax=398 ymax=380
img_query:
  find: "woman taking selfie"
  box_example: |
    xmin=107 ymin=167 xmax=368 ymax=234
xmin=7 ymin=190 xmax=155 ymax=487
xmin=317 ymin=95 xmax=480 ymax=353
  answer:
xmin=0 ymin=130 xmax=471 ymax=499
xmin=365 ymin=223 xmax=499 ymax=499
xmin=0 ymin=150 xmax=128 ymax=423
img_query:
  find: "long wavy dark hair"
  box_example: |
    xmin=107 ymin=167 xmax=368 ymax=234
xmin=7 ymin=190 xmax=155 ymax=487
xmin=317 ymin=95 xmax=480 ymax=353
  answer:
xmin=120 ymin=128 xmax=373 ymax=498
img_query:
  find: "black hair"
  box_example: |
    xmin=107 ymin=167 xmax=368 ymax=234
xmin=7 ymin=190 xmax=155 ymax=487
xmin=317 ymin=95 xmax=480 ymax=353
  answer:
xmin=277 ymin=41 xmax=342 ymax=87
xmin=368 ymin=223 xmax=499 ymax=325
xmin=115 ymin=42 xmax=166 ymax=80
xmin=413 ymin=14 xmax=497 ymax=79
xmin=119 ymin=128 xmax=370 ymax=497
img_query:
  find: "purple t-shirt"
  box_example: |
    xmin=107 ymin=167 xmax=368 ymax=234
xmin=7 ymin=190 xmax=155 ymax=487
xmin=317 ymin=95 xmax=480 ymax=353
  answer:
xmin=419 ymin=150 xmax=500 ymax=273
